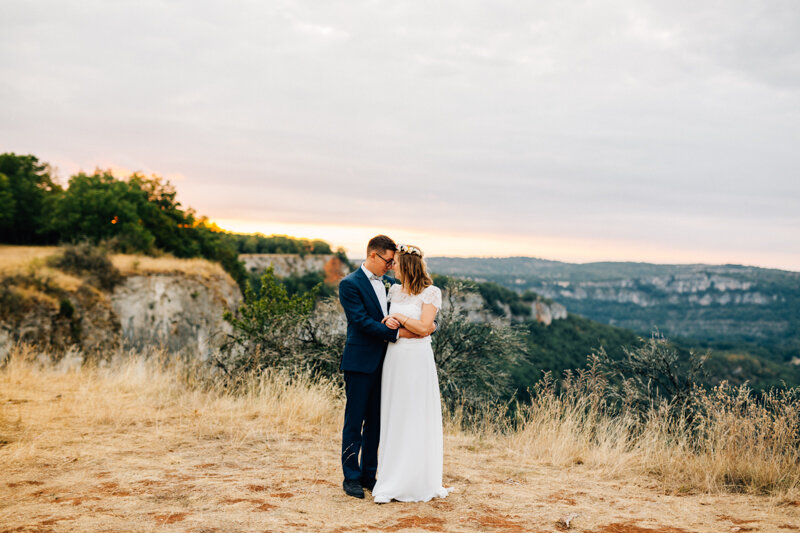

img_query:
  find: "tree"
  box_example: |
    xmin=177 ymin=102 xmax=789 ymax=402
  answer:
xmin=0 ymin=153 xmax=62 ymax=244
xmin=43 ymin=170 xmax=155 ymax=253
xmin=0 ymin=173 xmax=14 ymax=229
xmin=216 ymin=267 xmax=341 ymax=382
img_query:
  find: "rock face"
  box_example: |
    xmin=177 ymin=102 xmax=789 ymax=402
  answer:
xmin=534 ymin=274 xmax=778 ymax=308
xmin=439 ymin=287 xmax=567 ymax=325
xmin=0 ymin=279 xmax=121 ymax=360
xmin=241 ymin=254 xmax=350 ymax=282
xmin=426 ymin=257 xmax=800 ymax=343
xmin=1 ymin=256 xmax=242 ymax=360
xmin=111 ymin=273 xmax=241 ymax=357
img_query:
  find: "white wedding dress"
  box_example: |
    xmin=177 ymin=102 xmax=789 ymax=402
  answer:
xmin=372 ymin=284 xmax=451 ymax=503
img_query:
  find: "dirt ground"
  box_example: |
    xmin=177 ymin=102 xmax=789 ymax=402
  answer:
xmin=2 ymin=360 xmax=799 ymax=532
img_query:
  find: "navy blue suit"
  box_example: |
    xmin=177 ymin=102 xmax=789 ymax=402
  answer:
xmin=339 ymin=268 xmax=398 ymax=484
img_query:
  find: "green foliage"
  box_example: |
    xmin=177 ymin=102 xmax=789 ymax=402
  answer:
xmin=0 ymin=153 xmax=61 ymax=244
xmin=478 ymin=281 xmax=530 ymax=316
xmin=529 ymin=332 xmax=708 ymax=423
xmin=515 ymin=314 xmax=641 ymax=400
xmin=432 ymin=281 xmax=527 ymax=419
xmin=228 ymin=233 xmax=333 ymax=255
xmin=44 ymin=171 xmax=156 ymax=253
xmin=246 ymin=270 xmax=336 ymax=300
xmin=0 ymin=173 xmax=14 ymax=228
xmin=217 ymin=267 xmax=343 ymax=384
xmin=0 ymin=153 xmax=352 ymax=292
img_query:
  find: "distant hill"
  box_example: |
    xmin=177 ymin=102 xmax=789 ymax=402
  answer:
xmin=425 ymin=257 xmax=800 ymax=388
xmin=427 ymin=258 xmax=799 ymax=344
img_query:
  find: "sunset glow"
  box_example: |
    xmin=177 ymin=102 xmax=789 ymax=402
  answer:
xmin=213 ymin=218 xmax=800 ymax=271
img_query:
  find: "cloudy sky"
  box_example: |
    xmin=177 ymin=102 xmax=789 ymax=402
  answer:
xmin=2 ymin=1 xmax=799 ymax=269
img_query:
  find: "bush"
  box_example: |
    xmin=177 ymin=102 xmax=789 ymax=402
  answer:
xmin=596 ymin=332 xmax=709 ymax=420
xmin=216 ymin=268 xmax=343 ymax=386
xmin=49 ymin=242 xmax=123 ymax=291
xmin=433 ymin=281 xmax=527 ymax=422
xmin=511 ymin=340 xmax=800 ymax=494
xmin=246 ymin=270 xmax=336 ymax=300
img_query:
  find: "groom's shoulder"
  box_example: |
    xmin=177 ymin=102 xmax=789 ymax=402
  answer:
xmin=340 ymin=269 xmax=361 ymax=286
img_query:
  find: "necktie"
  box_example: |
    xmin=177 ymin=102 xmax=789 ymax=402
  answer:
xmin=370 ymin=274 xmax=382 ymax=281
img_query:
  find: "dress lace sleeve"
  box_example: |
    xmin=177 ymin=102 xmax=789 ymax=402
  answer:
xmin=420 ymin=285 xmax=442 ymax=309
xmin=387 ymin=283 xmax=400 ymax=302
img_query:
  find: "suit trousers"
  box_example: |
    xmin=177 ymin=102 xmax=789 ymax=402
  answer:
xmin=341 ymin=368 xmax=382 ymax=483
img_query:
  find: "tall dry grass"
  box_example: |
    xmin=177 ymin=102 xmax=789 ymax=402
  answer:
xmin=494 ymin=368 xmax=800 ymax=498
xmin=2 ymin=343 xmax=798 ymax=502
xmin=0 ymin=344 xmax=343 ymax=469
xmin=110 ymin=253 xmax=231 ymax=278
xmin=0 ymin=244 xmax=84 ymax=292
xmin=0 ymin=245 xmax=61 ymax=273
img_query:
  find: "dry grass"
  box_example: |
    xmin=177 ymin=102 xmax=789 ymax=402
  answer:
xmin=0 ymin=246 xmax=233 ymax=298
xmin=499 ymin=377 xmax=800 ymax=499
xmin=110 ymin=254 xmax=230 ymax=278
xmin=0 ymin=244 xmax=230 ymax=282
xmin=2 ymin=345 xmax=799 ymax=532
xmin=0 ymin=245 xmax=85 ymax=293
xmin=0 ymin=245 xmax=61 ymax=273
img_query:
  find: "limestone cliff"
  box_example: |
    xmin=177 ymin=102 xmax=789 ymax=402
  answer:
xmin=240 ymin=253 xmax=350 ymax=282
xmin=110 ymin=270 xmax=240 ymax=356
xmin=440 ymin=288 xmax=567 ymax=325
xmin=0 ymin=250 xmax=241 ymax=359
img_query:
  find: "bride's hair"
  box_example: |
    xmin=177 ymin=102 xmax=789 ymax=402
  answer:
xmin=395 ymin=245 xmax=432 ymax=295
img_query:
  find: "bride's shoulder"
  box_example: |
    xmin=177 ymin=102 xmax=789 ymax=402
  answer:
xmin=420 ymin=284 xmax=442 ymax=307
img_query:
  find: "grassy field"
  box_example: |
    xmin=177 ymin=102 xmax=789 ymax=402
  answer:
xmin=0 ymin=244 xmax=230 ymax=278
xmin=2 ymin=345 xmax=799 ymax=533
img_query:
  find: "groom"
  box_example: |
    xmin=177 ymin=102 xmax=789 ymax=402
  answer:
xmin=338 ymin=235 xmax=419 ymax=499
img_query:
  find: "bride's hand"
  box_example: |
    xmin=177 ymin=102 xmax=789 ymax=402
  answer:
xmin=382 ymin=315 xmax=401 ymax=329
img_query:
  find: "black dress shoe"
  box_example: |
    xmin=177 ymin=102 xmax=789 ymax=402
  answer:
xmin=343 ymin=479 xmax=364 ymax=498
xmin=361 ymin=478 xmax=376 ymax=491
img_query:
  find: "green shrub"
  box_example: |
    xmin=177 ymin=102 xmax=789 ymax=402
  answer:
xmin=433 ymin=281 xmax=527 ymax=422
xmin=216 ymin=267 xmax=343 ymax=385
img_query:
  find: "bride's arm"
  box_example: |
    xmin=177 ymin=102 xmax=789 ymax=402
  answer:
xmin=389 ymin=303 xmax=437 ymax=336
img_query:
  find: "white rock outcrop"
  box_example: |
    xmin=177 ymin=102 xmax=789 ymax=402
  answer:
xmin=111 ymin=272 xmax=241 ymax=358
xmin=241 ymin=254 xmax=350 ymax=281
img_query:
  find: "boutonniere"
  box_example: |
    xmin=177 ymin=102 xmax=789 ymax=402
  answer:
xmin=383 ymin=279 xmax=392 ymax=292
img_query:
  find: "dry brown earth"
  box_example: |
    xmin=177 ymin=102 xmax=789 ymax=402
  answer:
xmin=1 ymin=351 xmax=798 ymax=533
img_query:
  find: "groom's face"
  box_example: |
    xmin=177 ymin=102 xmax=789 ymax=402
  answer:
xmin=370 ymin=248 xmax=395 ymax=276
xmin=378 ymin=249 xmax=395 ymax=275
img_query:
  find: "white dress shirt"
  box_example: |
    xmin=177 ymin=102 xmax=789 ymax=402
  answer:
xmin=361 ymin=263 xmax=388 ymax=316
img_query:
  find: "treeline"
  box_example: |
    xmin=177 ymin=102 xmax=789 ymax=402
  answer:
xmin=228 ymin=233 xmax=332 ymax=255
xmin=0 ymin=153 xmax=341 ymax=288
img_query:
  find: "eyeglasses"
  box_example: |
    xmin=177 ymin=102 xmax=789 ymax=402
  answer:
xmin=375 ymin=252 xmax=395 ymax=267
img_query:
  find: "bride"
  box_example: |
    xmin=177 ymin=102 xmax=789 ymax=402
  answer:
xmin=371 ymin=244 xmax=451 ymax=503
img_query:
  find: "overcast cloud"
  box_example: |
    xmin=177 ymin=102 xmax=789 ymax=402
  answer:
xmin=2 ymin=1 xmax=799 ymax=268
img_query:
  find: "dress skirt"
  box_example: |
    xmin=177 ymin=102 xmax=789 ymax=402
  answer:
xmin=371 ymin=336 xmax=450 ymax=503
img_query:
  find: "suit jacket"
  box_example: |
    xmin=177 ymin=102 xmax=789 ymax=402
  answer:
xmin=338 ymin=268 xmax=398 ymax=373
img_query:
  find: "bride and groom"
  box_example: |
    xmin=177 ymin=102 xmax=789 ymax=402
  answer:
xmin=338 ymin=235 xmax=450 ymax=503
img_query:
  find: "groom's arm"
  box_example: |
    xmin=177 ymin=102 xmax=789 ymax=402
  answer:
xmin=339 ymin=279 xmax=399 ymax=343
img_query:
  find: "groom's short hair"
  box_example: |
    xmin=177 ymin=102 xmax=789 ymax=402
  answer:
xmin=367 ymin=235 xmax=396 ymax=255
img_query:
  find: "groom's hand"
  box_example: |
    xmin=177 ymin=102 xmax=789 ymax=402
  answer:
xmin=382 ymin=316 xmax=401 ymax=329
xmin=398 ymin=328 xmax=422 ymax=339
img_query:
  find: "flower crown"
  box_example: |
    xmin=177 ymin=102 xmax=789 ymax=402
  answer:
xmin=396 ymin=244 xmax=423 ymax=257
